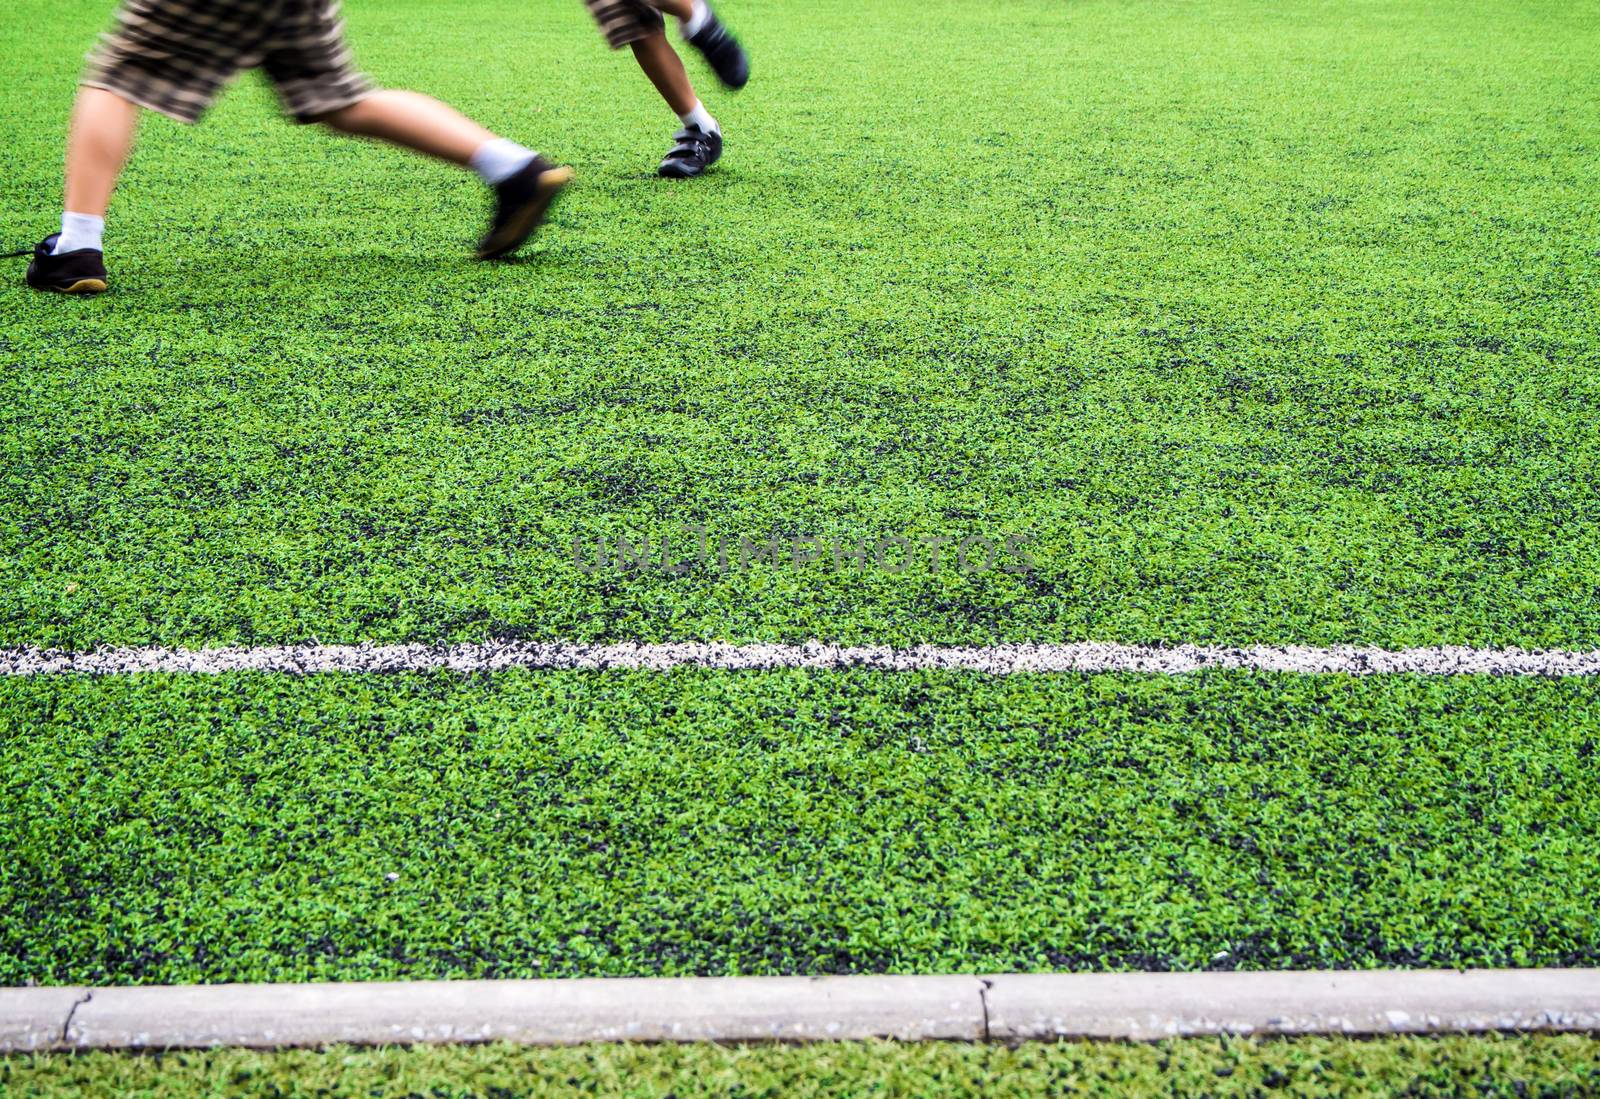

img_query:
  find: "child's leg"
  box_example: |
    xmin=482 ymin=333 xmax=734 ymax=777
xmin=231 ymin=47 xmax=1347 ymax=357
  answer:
xmin=263 ymin=10 xmax=539 ymax=179
xmin=630 ymin=31 xmax=721 ymax=179
xmin=28 ymin=90 xmax=128 ymax=286
xmin=260 ymin=0 xmax=568 ymax=259
xmin=317 ymin=91 xmax=571 ymax=259
xmin=645 ymin=0 xmax=693 ymax=20
xmin=310 ymin=89 xmax=562 ymax=207
xmin=645 ymin=0 xmax=747 ymax=90
xmin=641 ymin=0 xmax=713 ymax=37
xmin=317 ymin=90 xmax=495 ymax=165
xmin=629 ymin=32 xmax=698 ymax=117
xmin=304 ymin=89 xmax=571 ymax=261
xmin=63 ymin=87 xmax=141 ymax=219
xmin=35 ymin=0 xmax=260 ymax=273
xmin=580 ymin=1 xmax=722 ymax=176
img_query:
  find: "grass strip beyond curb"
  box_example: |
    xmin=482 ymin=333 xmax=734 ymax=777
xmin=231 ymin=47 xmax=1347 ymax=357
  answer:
xmin=5 ymin=1036 xmax=1600 ymax=1098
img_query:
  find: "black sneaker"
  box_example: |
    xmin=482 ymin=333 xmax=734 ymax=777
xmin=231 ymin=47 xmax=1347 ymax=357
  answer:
xmin=659 ymin=126 xmax=723 ymax=178
xmin=686 ymin=5 xmax=749 ymax=90
xmin=26 ymin=234 xmax=108 ymax=294
xmin=478 ymin=155 xmax=575 ymax=260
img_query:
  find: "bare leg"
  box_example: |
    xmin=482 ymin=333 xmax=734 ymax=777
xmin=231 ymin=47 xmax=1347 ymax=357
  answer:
xmin=319 ymin=90 xmax=496 ymax=166
xmin=630 ymin=32 xmax=698 ymax=116
xmin=63 ymin=87 xmax=141 ymax=217
xmin=646 ymin=0 xmax=693 ymax=20
xmin=320 ymin=90 xmax=566 ymax=259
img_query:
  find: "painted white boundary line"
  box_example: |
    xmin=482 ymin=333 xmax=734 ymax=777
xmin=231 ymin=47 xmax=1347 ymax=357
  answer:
xmin=3 ymin=640 xmax=1600 ymax=677
xmin=3 ymin=971 xmax=1598 ymax=1051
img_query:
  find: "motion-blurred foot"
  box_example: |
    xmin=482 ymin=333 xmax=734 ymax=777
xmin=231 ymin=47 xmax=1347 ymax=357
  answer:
xmin=478 ymin=156 xmax=574 ymax=260
xmin=686 ymin=4 xmax=749 ymax=90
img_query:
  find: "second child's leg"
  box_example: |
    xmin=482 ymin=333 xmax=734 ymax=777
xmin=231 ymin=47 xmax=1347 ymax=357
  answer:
xmin=646 ymin=0 xmax=748 ymax=90
xmin=629 ymin=32 xmax=698 ymax=117
xmin=631 ymin=33 xmax=724 ymax=179
xmin=647 ymin=0 xmax=693 ymax=20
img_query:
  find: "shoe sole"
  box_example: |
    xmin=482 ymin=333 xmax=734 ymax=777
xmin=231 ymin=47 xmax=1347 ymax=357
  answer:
xmin=30 ymin=277 xmax=108 ymax=295
xmin=477 ymin=166 xmax=575 ymax=261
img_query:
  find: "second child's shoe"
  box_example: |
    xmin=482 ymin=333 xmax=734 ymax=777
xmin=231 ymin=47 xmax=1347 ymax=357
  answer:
xmin=478 ymin=156 xmax=575 ymax=260
xmin=26 ymin=234 xmax=108 ymax=294
xmin=686 ymin=4 xmax=749 ymax=90
xmin=659 ymin=126 xmax=723 ymax=178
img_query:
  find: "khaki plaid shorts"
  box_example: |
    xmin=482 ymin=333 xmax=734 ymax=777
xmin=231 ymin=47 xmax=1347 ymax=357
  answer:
xmin=82 ymin=0 xmax=373 ymax=123
xmin=584 ymin=0 xmax=665 ymax=48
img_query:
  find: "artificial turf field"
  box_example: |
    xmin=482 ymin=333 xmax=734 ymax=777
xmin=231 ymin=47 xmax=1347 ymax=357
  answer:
xmin=2 ymin=0 xmax=1599 ymax=1089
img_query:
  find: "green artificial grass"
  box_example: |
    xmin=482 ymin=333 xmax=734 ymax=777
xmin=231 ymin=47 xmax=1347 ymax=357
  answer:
xmin=2 ymin=0 xmax=1599 ymax=1006
xmin=3 ymin=670 xmax=1597 ymax=984
xmin=1 ymin=0 xmax=1598 ymax=650
xmin=6 ymin=1036 xmax=1600 ymax=1098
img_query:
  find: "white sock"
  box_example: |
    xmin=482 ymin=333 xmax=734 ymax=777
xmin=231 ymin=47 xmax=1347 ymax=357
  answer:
xmin=468 ymin=138 xmax=537 ymax=186
xmin=54 ymin=212 xmax=105 ymax=254
xmin=682 ymin=0 xmax=712 ymax=37
xmin=679 ymin=102 xmax=720 ymax=135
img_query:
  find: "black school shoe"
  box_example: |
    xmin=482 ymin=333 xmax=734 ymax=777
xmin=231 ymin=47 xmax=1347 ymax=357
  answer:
xmin=686 ymin=5 xmax=749 ymax=90
xmin=478 ymin=155 xmax=575 ymax=260
xmin=659 ymin=126 xmax=723 ymax=178
xmin=26 ymin=234 xmax=108 ymax=294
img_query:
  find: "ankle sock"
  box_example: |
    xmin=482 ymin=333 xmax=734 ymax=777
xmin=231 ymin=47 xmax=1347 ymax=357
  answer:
xmin=682 ymin=0 xmax=712 ymax=37
xmin=469 ymin=138 xmax=537 ymax=186
xmin=679 ymin=102 xmax=720 ymax=135
xmin=54 ymin=212 xmax=105 ymax=254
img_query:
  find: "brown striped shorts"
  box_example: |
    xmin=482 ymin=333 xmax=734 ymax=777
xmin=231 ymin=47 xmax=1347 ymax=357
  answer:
xmin=82 ymin=0 xmax=373 ymax=124
xmin=584 ymin=0 xmax=665 ymax=48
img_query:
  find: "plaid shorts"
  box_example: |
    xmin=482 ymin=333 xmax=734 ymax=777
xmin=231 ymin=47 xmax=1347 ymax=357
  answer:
xmin=82 ymin=0 xmax=373 ymax=124
xmin=584 ymin=0 xmax=665 ymax=48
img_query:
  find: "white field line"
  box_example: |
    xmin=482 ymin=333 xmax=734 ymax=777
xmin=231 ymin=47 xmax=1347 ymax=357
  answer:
xmin=3 ymin=970 xmax=1599 ymax=1051
xmin=2 ymin=639 xmax=1600 ymax=677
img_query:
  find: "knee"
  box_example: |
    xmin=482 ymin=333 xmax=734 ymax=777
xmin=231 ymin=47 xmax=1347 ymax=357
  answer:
xmin=312 ymin=102 xmax=362 ymax=130
xmin=310 ymin=91 xmax=385 ymax=130
xmin=629 ymin=30 xmax=670 ymax=55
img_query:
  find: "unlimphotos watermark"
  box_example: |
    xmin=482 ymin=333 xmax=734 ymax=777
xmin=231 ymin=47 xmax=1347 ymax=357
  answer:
xmin=570 ymin=526 xmax=1035 ymax=577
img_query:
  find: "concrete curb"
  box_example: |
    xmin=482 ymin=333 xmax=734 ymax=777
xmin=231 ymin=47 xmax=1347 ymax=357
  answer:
xmin=0 ymin=987 xmax=90 ymax=1053
xmin=982 ymin=970 xmax=1600 ymax=1040
xmin=2 ymin=971 xmax=1597 ymax=1052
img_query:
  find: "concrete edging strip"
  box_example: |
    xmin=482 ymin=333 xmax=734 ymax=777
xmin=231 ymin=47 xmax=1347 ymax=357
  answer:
xmin=982 ymin=970 xmax=1600 ymax=1041
xmin=62 ymin=976 xmax=983 ymax=1050
xmin=2 ymin=970 xmax=1598 ymax=1052
xmin=0 ymin=987 xmax=90 ymax=1053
